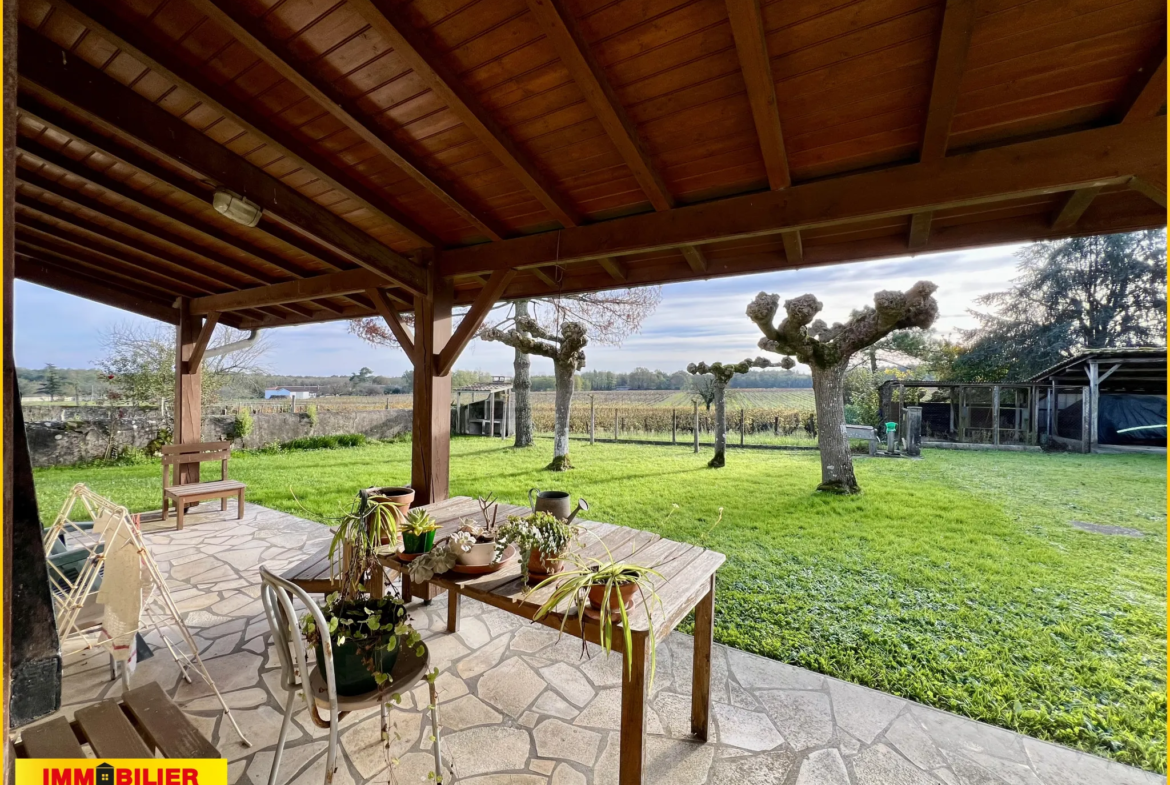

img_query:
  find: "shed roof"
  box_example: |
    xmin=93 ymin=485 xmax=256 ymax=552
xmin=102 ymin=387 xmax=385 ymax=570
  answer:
xmin=1026 ymin=347 xmax=1167 ymax=389
xmin=14 ymin=0 xmax=1167 ymax=329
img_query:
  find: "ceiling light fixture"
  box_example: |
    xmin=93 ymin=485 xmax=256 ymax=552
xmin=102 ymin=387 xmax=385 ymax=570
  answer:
xmin=212 ymin=189 xmax=263 ymax=228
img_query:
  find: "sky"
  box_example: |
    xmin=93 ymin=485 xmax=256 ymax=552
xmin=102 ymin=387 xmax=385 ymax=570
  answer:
xmin=15 ymin=243 xmax=1027 ymax=378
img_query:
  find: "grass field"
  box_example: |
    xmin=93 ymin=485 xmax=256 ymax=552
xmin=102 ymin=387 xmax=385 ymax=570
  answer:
xmin=33 ymin=439 xmax=1166 ymax=772
xmin=530 ymin=387 xmax=815 ymax=410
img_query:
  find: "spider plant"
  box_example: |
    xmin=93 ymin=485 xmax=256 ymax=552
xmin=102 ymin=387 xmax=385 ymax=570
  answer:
xmin=528 ymin=540 xmax=664 ymax=687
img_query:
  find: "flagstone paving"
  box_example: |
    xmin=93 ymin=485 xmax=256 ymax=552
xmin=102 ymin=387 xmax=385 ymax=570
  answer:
xmin=41 ymin=503 xmax=1164 ymax=785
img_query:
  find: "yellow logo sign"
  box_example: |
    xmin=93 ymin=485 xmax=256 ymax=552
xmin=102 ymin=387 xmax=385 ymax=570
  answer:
xmin=16 ymin=760 xmax=227 ymax=785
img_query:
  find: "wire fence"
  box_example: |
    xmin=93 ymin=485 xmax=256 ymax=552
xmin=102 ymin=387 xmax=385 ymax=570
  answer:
xmin=203 ymin=395 xmax=413 ymax=415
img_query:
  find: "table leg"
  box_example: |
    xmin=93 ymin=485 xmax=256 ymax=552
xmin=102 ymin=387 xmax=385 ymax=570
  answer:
xmin=401 ymin=572 xmax=414 ymax=603
xmin=619 ymin=631 xmax=648 ymax=785
xmin=690 ymin=574 xmax=715 ymax=740
xmin=447 ymin=592 xmax=461 ymax=633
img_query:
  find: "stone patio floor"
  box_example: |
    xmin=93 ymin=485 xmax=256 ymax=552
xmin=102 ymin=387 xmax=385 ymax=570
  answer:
xmin=38 ymin=502 xmax=1163 ymax=785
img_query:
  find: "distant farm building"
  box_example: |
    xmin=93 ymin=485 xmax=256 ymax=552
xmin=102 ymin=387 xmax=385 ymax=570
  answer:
xmin=264 ymin=386 xmax=319 ymax=400
xmin=452 ymin=379 xmax=513 ymax=437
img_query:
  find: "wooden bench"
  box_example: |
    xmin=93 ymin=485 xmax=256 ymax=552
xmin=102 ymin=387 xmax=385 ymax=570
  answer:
xmin=15 ymin=681 xmax=218 ymax=758
xmin=846 ymin=424 xmax=879 ymax=456
xmin=162 ymin=441 xmax=246 ymax=529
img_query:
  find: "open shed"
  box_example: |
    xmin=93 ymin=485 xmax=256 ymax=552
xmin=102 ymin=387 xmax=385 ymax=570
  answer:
xmin=453 ymin=378 xmax=514 ymax=438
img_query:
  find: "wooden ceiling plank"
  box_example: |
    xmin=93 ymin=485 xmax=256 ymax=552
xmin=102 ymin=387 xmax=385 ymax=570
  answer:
xmin=920 ymin=0 xmax=977 ymax=163
xmin=351 ymin=0 xmax=581 ymax=228
xmin=598 ymin=257 xmax=629 ymax=282
xmin=724 ymin=0 xmax=790 ymax=190
xmin=1051 ymin=187 xmax=1103 ymax=230
xmin=187 ymin=0 xmax=505 ymax=242
xmin=780 ymin=230 xmax=802 ymax=264
xmin=437 ymin=270 xmax=518 ymax=377
xmin=680 ymin=246 xmax=708 ymax=273
xmin=368 ymin=288 xmax=416 ymax=360
xmin=526 ymin=0 xmax=673 ymax=211
xmin=19 ymin=30 xmax=427 ymax=295
xmin=188 ymin=268 xmax=387 ymax=315
xmin=437 ymin=118 xmax=1166 ymax=277
xmin=908 ymin=212 xmax=934 ymax=249
xmin=44 ymin=0 xmax=439 ymax=248
xmin=16 ymin=254 xmax=180 ymax=324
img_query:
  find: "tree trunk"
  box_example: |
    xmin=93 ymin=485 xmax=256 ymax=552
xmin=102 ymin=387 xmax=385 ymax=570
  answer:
xmin=548 ymin=359 xmax=575 ymax=471
xmin=512 ymin=300 xmax=534 ymax=448
xmin=710 ymin=381 xmax=727 ymax=468
xmin=811 ymin=362 xmax=858 ymax=493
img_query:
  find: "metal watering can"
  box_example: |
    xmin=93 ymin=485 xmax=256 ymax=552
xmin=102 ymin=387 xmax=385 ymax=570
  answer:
xmin=528 ymin=488 xmax=589 ymax=523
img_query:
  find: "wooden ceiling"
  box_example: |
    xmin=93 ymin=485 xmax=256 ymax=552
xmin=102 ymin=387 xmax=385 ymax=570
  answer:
xmin=12 ymin=0 xmax=1167 ymax=330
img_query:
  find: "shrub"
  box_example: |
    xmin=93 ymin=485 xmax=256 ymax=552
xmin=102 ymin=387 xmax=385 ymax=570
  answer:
xmin=305 ymin=404 xmax=319 ymax=429
xmin=232 ymin=409 xmax=254 ymax=440
xmin=280 ymin=434 xmax=367 ymax=451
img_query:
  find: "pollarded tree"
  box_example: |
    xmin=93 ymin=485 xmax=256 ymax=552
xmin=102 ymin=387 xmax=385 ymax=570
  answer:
xmin=746 ymin=282 xmax=938 ymax=493
xmin=687 ymin=358 xmax=778 ymax=468
xmin=481 ymin=318 xmax=587 ymax=471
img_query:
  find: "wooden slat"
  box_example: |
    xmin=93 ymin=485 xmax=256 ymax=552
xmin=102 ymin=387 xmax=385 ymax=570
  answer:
xmin=780 ymin=230 xmax=802 ymax=264
xmin=122 ymin=682 xmax=219 ymax=758
xmin=350 ymin=0 xmax=582 ymax=228
xmin=526 ymin=0 xmax=673 ymax=211
xmin=920 ymin=0 xmax=977 ymax=162
xmin=18 ymin=30 xmax=428 ymax=296
xmin=186 ymin=0 xmax=505 ymax=242
xmin=165 ymin=480 xmax=245 ymax=494
xmin=1051 ymin=187 xmax=1103 ymax=230
xmin=44 ymin=0 xmax=439 ymax=248
xmin=908 ymin=212 xmax=933 ymax=250
xmin=598 ymin=257 xmax=629 ymax=282
xmin=162 ymin=451 xmax=232 ymax=466
xmin=19 ymin=717 xmax=85 ymax=758
xmin=437 ymin=270 xmax=517 ymax=376
xmin=160 ymin=441 xmax=231 ymax=453
xmin=680 ymin=246 xmax=708 ymax=274
xmin=74 ymin=701 xmax=154 ymax=758
xmin=725 ymin=0 xmax=790 ymax=190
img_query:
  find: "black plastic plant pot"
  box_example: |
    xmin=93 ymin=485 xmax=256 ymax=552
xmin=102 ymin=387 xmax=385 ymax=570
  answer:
xmin=316 ymin=635 xmax=399 ymax=696
xmin=402 ymin=530 xmax=436 ymax=554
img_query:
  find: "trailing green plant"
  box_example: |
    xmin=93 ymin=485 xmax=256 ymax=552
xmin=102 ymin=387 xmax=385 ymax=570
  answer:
xmin=498 ymin=511 xmax=580 ymax=581
xmin=528 ymin=539 xmax=664 ymax=687
xmin=232 ymin=408 xmax=254 ymax=440
xmin=305 ymin=404 xmax=319 ymax=429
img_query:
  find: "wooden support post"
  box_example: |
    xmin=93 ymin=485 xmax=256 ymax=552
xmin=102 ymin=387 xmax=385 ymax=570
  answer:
xmin=615 ymin=409 xmax=619 ymax=442
xmin=957 ymin=386 xmax=967 ymax=442
xmin=411 ymin=261 xmax=453 ymax=506
xmin=619 ymin=631 xmax=648 ymax=785
xmin=454 ymin=391 xmax=462 ymax=435
xmin=740 ymin=408 xmax=745 ymax=446
xmin=693 ymin=402 xmax=700 ymax=453
xmin=1048 ymin=380 xmax=1056 ymax=437
xmin=672 ymin=409 xmax=677 ymax=444
xmin=904 ymin=406 xmax=922 ymax=457
xmin=174 ymin=299 xmax=203 ymax=485
xmin=690 ymin=574 xmax=715 ymax=740
xmin=590 ymin=395 xmax=595 ymax=444
xmin=447 ymin=592 xmax=461 ymax=633
xmin=1087 ymin=360 xmax=1100 ymax=452
xmin=992 ymin=384 xmax=1000 ymax=446
xmin=487 ymin=390 xmax=496 ymax=438
xmin=1081 ymin=386 xmax=1091 ymax=453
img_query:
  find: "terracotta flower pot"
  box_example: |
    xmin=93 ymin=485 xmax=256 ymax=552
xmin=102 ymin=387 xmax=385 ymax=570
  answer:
xmin=527 ymin=549 xmax=566 ymax=578
xmin=588 ymin=581 xmax=638 ymax=613
xmin=363 ymin=486 xmax=414 ymax=545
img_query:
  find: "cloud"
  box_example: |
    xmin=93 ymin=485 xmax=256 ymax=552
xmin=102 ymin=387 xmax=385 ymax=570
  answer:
xmin=14 ymin=243 xmax=1025 ymax=375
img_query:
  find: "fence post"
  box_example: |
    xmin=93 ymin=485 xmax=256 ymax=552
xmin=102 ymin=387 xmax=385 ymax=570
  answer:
xmin=740 ymin=408 xmax=745 ymax=446
xmin=672 ymin=409 xmax=677 ymax=443
xmin=614 ymin=408 xmax=619 ymax=442
xmin=590 ymin=395 xmax=595 ymax=444
xmin=693 ymin=401 xmax=699 ymax=453
xmin=773 ymin=415 xmax=779 ymax=437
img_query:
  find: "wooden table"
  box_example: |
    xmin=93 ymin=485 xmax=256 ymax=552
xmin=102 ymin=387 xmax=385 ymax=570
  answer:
xmin=382 ymin=496 xmax=725 ymax=785
xmin=14 ymin=681 xmax=218 ymax=758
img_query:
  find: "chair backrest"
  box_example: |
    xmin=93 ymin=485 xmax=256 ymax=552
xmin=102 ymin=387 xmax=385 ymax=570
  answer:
xmin=161 ymin=441 xmax=232 ymax=488
xmin=258 ymin=567 xmax=339 ymax=720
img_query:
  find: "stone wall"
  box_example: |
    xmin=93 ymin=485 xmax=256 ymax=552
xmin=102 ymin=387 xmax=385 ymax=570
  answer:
xmin=24 ymin=408 xmax=412 ymax=467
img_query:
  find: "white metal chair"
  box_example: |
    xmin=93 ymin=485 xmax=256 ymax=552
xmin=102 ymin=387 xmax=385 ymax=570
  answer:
xmin=259 ymin=568 xmax=443 ymax=785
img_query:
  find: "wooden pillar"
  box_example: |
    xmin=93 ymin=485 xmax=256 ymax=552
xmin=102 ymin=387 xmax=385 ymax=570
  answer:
xmin=454 ymin=391 xmax=462 ymax=435
xmin=1080 ymin=386 xmax=1091 ymax=453
xmin=174 ymin=299 xmax=203 ymax=484
xmin=1087 ymin=360 xmax=1100 ymax=452
xmin=904 ymin=406 xmax=922 ymax=456
xmin=614 ymin=408 xmax=619 ymax=441
xmin=957 ymin=387 xmax=967 ymax=442
xmin=739 ymin=408 xmax=745 ymax=446
xmin=672 ymin=409 xmax=677 ymax=443
xmin=693 ymin=401 xmax=699 ymax=453
xmin=991 ymin=384 xmax=1000 ymax=446
xmin=1048 ymin=380 xmax=1056 ymax=437
xmin=411 ymin=262 xmax=453 ymax=506
xmin=589 ymin=395 xmax=595 ymax=444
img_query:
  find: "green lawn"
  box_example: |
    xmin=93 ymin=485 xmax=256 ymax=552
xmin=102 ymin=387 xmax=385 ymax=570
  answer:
xmin=34 ymin=438 xmax=1167 ymax=772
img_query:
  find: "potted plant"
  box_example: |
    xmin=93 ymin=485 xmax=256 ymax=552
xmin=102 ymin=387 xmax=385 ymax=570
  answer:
xmin=453 ymin=494 xmax=503 ymax=567
xmin=399 ymin=508 xmax=439 ymax=561
xmin=529 ymin=544 xmax=664 ymax=686
xmin=361 ymin=485 xmax=414 ymax=544
xmin=301 ymin=493 xmax=423 ymax=695
xmin=498 ymin=511 xmax=580 ymax=582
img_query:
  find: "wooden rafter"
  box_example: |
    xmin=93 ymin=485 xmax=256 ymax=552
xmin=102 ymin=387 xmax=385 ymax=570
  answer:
xmin=437 ymin=270 xmax=518 ymax=377
xmin=725 ymin=0 xmax=790 ymax=190
xmin=369 ymin=288 xmax=416 ymax=360
xmin=188 ymin=268 xmax=387 ymax=316
xmin=351 ymin=0 xmax=581 ymax=228
xmin=920 ymin=0 xmax=977 ymax=163
xmin=188 ymin=312 xmax=222 ymax=369
xmin=531 ymin=267 xmax=559 ymax=288
xmin=908 ymin=212 xmax=933 ymax=250
xmin=186 ymin=0 xmax=506 ymax=242
xmin=780 ymin=230 xmax=802 ymax=264
xmin=1121 ymin=44 xmax=1167 ymax=123
xmin=598 ymin=257 xmax=629 ymax=282
xmin=44 ymin=0 xmax=438 ymax=248
xmin=1051 ymin=187 xmax=1103 ymax=230
xmin=16 ymin=254 xmax=181 ymax=325
xmin=526 ymin=0 xmax=673 ymax=211
xmin=680 ymin=246 xmax=708 ymax=274
xmin=19 ymin=30 xmax=428 ymax=296
xmin=1129 ymin=175 xmax=1167 ymax=208
xmin=438 ymin=118 xmax=1165 ymax=276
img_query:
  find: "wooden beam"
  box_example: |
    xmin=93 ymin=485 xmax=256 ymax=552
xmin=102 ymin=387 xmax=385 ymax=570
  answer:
xmin=920 ymin=0 xmax=977 ymax=162
xmin=598 ymin=257 xmax=629 ymax=282
xmin=438 ymin=117 xmax=1165 ymax=276
xmin=781 ymin=230 xmax=802 ymax=264
xmin=531 ymin=267 xmax=559 ymax=288
xmin=411 ymin=264 xmax=453 ymax=504
xmin=187 ymin=312 xmax=221 ymax=369
xmin=908 ymin=212 xmax=933 ymax=250
xmin=188 ymin=268 xmax=387 ymax=315
xmin=43 ymin=0 xmax=439 ymax=248
xmin=186 ymin=0 xmax=505 ymax=242
xmin=15 ymin=254 xmax=179 ymax=325
xmin=1129 ymin=175 xmax=1167 ymax=207
xmin=18 ymin=30 xmax=428 ymax=296
xmin=351 ymin=0 xmax=581 ymax=227
xmin=724 ymin=0 xmax=790 ymax=190
xmin=680 ymin=246 xmax=708 ymax=273
xmin=174 ymin=299 xmax=202 ymax=479
xmin=526 ymin=0 xmax=673 ymax=211
xmin=1050 ymin=187 xmax=1102 ymax=230
xmin=1121 ymin=45 xmax=1167 ymax=123
xmin=437 ymin=270 xmax=517 ymax=377
xmin=368 ymin=288 xmax=416 ymax=360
